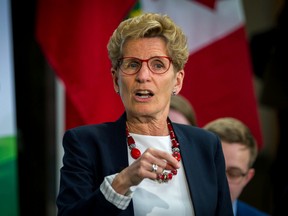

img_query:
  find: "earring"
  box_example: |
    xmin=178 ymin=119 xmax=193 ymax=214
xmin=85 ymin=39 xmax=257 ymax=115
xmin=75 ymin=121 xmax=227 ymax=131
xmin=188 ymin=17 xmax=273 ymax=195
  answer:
xmin=116 ymin=90 xmax=119 ymax=94
xmin=172 ymin=90 xmax=177 ymax=96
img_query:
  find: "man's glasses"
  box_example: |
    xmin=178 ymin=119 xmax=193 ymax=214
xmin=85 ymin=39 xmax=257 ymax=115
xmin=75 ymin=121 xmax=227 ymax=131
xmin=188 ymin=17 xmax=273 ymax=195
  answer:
xmin=226 ymin=167 xmax=249 ymax=184
xmin=117 ymin=56 xmax=172 ymax=75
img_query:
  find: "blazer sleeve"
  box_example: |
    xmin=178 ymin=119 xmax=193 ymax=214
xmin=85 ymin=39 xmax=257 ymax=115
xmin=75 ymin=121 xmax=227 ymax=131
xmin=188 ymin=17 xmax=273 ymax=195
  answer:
xmin=56 ymin=127 xmax=133 ymax=216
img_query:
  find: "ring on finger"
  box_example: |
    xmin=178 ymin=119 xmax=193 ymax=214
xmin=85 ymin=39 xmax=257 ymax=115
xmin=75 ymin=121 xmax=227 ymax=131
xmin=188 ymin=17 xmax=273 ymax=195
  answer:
xmin=151 ymin=164 xmax=158 ymax=173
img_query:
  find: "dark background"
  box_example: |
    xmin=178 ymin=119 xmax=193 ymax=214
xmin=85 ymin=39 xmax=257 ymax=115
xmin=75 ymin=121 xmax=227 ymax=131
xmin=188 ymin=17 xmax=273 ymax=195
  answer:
xmin=12 ymin=0 xmax=56 ymax=215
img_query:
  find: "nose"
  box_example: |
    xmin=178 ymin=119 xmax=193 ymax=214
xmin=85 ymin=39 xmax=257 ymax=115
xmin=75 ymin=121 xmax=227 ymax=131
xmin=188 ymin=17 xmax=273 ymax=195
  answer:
xmin=136 ymin=62 xmax=151 ymax=82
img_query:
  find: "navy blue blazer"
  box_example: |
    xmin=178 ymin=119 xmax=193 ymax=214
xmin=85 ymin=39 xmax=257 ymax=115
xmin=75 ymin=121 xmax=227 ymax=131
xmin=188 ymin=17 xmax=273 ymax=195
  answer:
xmin=56 ymin=113 xmax=233 ymax=216
xmin=236 ymin=201 xmax=270 ymax=216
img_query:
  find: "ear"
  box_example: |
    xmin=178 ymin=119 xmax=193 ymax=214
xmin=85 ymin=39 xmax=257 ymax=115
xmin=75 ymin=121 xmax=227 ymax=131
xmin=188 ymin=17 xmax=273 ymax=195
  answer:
xmin=111 ymin=69 xmax=119 ymax=93
xmin=173 ymin=70 xmax=185 ymax=94
xmin=243 ymin=168 xmax=255 ymax=187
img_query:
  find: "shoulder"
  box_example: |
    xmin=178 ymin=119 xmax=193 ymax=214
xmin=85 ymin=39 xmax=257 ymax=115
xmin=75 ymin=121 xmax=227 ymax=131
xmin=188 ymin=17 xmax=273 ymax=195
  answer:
xmin=62 ymin=113 xmax=126 ymax=148
xmin=237 ymin=200 xmax=270 ymax=216
xmin=172 ymin=123 xmax=220 ymax=146
xmin=66 ymin=121 xmax=115 ymax=135
xmin=172 ymin=123 xmax=218 ymax=140
xmin=64 ymin=113 xmax=126 ymax=138
xmin=172 ymin=123 xmax=222 ymax=155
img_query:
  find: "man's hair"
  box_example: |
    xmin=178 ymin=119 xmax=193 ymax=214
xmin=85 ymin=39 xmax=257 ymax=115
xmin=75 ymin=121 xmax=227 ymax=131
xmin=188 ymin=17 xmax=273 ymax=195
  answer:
xmin=203 ymin=117 xmax=258 ymax=167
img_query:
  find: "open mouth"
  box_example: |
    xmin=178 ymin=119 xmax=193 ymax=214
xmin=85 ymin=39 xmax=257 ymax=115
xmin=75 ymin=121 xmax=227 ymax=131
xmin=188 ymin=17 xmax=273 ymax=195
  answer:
xmin=135 ymin=90 xmax=154 ymax=98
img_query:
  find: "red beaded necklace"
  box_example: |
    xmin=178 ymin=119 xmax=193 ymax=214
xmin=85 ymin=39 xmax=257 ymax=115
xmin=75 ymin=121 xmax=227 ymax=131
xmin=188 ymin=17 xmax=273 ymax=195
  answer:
xmin=126 ymin=119 xmax=181 ymax=183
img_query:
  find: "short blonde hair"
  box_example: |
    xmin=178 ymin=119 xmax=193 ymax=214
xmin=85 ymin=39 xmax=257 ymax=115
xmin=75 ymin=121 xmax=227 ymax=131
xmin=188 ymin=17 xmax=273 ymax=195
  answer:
xmin=107 ymin=13 xmax=189 ymax=72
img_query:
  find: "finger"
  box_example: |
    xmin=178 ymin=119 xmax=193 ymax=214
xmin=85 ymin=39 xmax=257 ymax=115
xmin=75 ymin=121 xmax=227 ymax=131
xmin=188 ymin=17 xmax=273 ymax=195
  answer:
xmin=129 ymin=158 xmax=158 ymax=182
xmin=165 ymin=162 xmax=178 ymax=171
xmin=151 ymin=163 xmax=158 ymax=173
xmin=141 ymin=149 xmax=168 ymax=173
xmin=146 ymin=148 xmax=180 ymax=170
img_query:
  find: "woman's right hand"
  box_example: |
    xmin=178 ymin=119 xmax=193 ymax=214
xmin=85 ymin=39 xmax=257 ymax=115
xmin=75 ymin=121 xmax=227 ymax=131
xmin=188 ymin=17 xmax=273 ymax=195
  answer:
xmin=111 ymin=147 xmax=180 ymax=195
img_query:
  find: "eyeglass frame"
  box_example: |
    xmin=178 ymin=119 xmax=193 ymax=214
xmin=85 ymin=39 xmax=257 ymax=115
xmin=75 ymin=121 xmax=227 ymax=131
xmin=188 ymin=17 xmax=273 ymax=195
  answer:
xmin=117 ymin=56 xmax=173 ymax=75
xmin=225 ymin=167 xmax=250 ymax=184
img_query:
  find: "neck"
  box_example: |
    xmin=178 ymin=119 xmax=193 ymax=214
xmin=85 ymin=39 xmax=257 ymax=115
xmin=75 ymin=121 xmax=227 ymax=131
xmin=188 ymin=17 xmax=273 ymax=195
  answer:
xmin=126 ymin=117 xmax=169 ymax=136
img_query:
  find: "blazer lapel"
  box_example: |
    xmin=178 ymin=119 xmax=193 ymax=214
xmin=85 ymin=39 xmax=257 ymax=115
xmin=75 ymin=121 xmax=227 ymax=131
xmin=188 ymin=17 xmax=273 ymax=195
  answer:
xmin=173 ymin=124 xmax=205 ymax=215
xmin=111 ymin=113 xmax=130 ymax=173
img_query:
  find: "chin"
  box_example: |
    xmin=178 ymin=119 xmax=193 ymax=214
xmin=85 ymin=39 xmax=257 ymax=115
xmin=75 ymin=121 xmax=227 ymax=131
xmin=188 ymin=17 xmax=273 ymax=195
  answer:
xmin=131 ymin=109 xmax=156 ymax=117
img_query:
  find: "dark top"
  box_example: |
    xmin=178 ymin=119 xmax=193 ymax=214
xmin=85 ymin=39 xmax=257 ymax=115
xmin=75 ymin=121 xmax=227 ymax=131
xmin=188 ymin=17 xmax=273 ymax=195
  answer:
xmin=237 ymin=200 xmax=270 ymax=216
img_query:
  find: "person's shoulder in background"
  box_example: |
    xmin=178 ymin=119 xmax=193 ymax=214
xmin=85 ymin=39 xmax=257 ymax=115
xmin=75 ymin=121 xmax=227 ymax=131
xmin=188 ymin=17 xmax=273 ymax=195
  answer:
xmin=237 ymin=200 xmax=270 ymax=216
xmin=169 ymin=94 xmax=197 ymax=126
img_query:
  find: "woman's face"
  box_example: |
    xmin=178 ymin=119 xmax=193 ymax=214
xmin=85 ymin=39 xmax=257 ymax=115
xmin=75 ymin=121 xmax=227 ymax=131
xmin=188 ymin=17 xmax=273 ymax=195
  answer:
xmin=112 ymin=37 xmax=184 ymax=120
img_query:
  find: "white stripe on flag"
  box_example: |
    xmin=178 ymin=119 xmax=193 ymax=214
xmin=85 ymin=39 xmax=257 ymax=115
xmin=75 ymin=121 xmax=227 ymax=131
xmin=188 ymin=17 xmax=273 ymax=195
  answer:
xmin=141 ymin=0 xmax=244 ymax=54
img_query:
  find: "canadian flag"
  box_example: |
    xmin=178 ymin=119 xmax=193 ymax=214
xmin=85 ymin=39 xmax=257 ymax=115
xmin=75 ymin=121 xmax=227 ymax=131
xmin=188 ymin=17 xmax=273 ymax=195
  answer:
xmin=140 ymin=0 xmax=262 ymax=148
xmin=36 ymin=0 xmax=262 ymax=148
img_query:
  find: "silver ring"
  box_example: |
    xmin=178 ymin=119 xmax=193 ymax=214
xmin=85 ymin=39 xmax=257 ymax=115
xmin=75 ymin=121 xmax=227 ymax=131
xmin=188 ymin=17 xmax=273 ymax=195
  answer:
xmin=151 ymin=164 xmax=158 ymax=173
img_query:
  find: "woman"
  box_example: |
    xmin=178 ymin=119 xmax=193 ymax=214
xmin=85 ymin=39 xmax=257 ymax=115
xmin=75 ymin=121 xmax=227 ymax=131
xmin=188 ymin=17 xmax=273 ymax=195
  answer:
xmin=56 ymin=13 xmax=233 ymax=216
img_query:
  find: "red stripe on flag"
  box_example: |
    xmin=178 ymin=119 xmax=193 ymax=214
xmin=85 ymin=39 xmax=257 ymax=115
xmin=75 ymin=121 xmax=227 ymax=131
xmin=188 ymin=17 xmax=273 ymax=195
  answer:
xmin=36 ymin=0 xmax=136 ymax=129
xmin=182 ymin=26 xmax=263 ymax=148
xmin=194 ymin=0 xmax=216 ymax=9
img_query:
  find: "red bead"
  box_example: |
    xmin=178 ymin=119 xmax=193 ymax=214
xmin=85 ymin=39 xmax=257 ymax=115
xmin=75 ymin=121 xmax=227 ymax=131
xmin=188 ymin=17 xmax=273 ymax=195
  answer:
xmin=158 ymin=174 xmax=164 ymax=180
xmin=168 ymin=173 xmax=173 ymax=180
xmin=172 ymin=140 xmax=179 ymax=148
xmin=171 ymin=169 xmax=177 ymax=175
xmin=173 ymin=152 xmax=181 ymax=161
xmin=170 ymin=130 xmax=175 ymax=139
xmin=131 ymin=147 xmax=141 ymax=159
xmin=127 ymin=136 xmax=134 ymax=145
